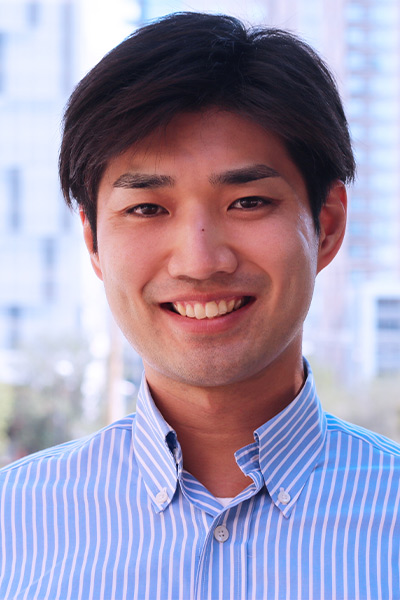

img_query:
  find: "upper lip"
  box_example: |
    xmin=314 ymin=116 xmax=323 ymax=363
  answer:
xmin=160 ymin=293 xmax=254 ymax=304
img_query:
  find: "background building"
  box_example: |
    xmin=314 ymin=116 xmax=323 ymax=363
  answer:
xmin=0 ymin=0 xmax=399 ymax=461
xmin=0 ymin=0 xmax=81 ymax=376
xmin=344 ymin=0 xmax=400 ymax=377
xmin=253 ymin=0 xmax=400 ymax=381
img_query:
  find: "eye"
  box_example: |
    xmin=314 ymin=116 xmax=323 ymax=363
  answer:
xmin=229 ymin=196 xmax=272 ymax=210
xmin=126 ymin=203 xmax=168 ymax=217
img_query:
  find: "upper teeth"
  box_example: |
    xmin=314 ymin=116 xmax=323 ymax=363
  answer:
xmin=173 ymin=298 xmax=244 ymax=319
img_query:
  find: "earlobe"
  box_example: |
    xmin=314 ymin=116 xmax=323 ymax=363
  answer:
xmin=80 ymin=210 xmax=104 ymax=281
xmin=317 ymin=181 xmax=347 ymax=273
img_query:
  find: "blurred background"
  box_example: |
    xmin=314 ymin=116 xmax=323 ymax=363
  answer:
xmin=0 ymin=0 xmax=399 ymax=465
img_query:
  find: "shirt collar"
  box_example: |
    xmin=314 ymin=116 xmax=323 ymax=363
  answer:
xmin=133 ymin=360 xmax=326 ymax=516
xmin=235 ymin=359 xmax=327 ymax=517
xmin=133 ymin=373 xmax=178 ymax=513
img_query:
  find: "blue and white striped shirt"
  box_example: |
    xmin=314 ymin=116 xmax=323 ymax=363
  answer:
xmin=1 ymin=361 xmax=400 ymax=599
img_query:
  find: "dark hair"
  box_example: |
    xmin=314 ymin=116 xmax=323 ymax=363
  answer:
xmin=59 ymin=12 xmax=355 ymax=250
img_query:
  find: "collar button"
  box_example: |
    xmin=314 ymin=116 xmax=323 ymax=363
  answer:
xmin=277 ymin=488 xmax=291 ymax=505
xmin=156 ymin=488 xmax=169 ymax=504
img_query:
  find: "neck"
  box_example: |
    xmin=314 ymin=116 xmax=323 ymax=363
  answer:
xmin=144 ymin=351 xmax=305 ymax=497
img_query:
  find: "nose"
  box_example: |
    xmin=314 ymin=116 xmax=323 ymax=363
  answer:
xmin=167 ymin=215 xmax=238 ymax=281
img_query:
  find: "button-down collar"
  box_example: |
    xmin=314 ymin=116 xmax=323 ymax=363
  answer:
xmin=133 ymin=360 xmax=327 ymax=517
xmin=235 ymin=360 xmax=327 ymax=517
xmin=133 ymin=373 xmax=178 ymax=513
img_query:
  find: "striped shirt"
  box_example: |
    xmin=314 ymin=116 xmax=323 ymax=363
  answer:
xmin=1 ymin=360 xmax=400 ymax=599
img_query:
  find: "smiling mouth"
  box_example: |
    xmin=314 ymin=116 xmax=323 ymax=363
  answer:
xmin=163 ymin=297 xmax=253 ymax=320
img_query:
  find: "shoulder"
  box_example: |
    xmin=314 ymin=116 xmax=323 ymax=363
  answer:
xmin=0 ymin=413 xmax=137 ymax=482
xmin=325 ymin=411 xmax=400 ymax=463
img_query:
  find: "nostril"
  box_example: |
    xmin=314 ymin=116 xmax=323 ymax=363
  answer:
xmin=167 ymin=237 xmax=238 ymax=280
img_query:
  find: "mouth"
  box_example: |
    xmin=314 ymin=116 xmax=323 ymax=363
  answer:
xmin=162 ymin=296 xmax=254 ymax=320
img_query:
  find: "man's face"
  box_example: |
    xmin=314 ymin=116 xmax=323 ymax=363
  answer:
xmin=84 ymin=110 xmax=325 ymax=388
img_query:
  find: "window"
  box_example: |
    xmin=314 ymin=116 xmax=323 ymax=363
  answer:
xmin=377 ymin=342 xmax=400 ymax=374
xmin=8 ymin=305 xmax=22 ymax=349
xmin=346 ymin=4 xmax=366 ymax=22
xmin=42 ymin=238 xmax=56 ymax=302
xmin=348 ymin=221 xmax=369 ymax=236
xmin=42 ymin=237 xmax=55 ymax=269
xmin=349 ymin=195 xmax=366 ymax=211
xmin=347 ymin=27 xmax=366 ymax=45
xmin=377 ymin=299 xmax=400 ymax=329
xmin=60 ymin=1 xmax=73 ymax=92
xmin=349 ymin=244 xmax=367 ymax=258
xmin=369 ymin=4 xmax=399 ymax=25
xmin=378 ymin=319 xmax=400 ymax=330
xmin=43 ymin=278 xmax=55 ymax=303
xmin=60 ymin=200 xmax=72 ymax=231
xmin=0 ymin=33 xmax=4 ymax=94
xmin=27 ymin=2 xmax=40 ymax=27
xmin=7 ymin=168 xmax=22 ymax=231
xmin=347 ymin=98 xmax=366 ymax=118
xmin=378 ymin=298 xmax=400 ymax=311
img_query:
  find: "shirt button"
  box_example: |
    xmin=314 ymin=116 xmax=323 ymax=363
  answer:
xmin=214 ymin=525 xmax=229 ymax=543
xmin=278 ymin=488 xmax=291 ymax=505
xmin=155 ymin=489 xmax=169 ymax=504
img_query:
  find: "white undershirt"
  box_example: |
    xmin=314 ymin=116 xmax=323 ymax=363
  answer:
xmin=215 ymin=497 xmax=234 ymax=508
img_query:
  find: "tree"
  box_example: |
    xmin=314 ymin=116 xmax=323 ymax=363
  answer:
xmin=1 ymin=336 xmax=97 ymax=465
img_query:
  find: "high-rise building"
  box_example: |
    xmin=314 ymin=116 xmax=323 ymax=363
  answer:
xmin=344 ymin=0 xmax=400 ymax=377
xmin=301 ymin=0 xmax=400 ymax=379
xmin=0 ymin=0 xmax=81 ymax=372
xmin=260 ymin=0 xmax=400 ymax=380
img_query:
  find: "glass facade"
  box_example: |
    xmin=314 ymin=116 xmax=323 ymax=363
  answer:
xmin=0 ymin=0 xmax=82 ymax=354
xmin=344 ymin=0 xmax=400 ymax=376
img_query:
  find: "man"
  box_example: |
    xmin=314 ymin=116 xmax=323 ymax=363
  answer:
xmin=1 ymin=12 xmax=399 ymax=600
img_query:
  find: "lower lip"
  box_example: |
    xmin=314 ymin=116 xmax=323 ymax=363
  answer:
xmin=160 ymin=300 xmax=255 ymax=334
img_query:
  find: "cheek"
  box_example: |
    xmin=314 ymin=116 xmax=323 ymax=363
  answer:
xmin=97 ymin=228 xmax=154 ymax=289
xmin=245 ymin=223 xmax=318 ymax=304
xmin=244 ymin=223 xmax=316 ymax=270
xmin=283 ymin=238 xmax=319 ymax=311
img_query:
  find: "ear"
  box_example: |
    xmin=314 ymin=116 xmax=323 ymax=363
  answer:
xmin=80 ymin=210 xmax=104 ymax=281
xmin=317 ymin=180 xmax=347 ymax=273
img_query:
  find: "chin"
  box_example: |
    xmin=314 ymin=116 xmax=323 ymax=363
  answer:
xmin=151 ymin=352 xmax=270 ymax=389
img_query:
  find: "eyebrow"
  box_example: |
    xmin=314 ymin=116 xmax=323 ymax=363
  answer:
xmin=209 ymin=164 xmax=281 ymax=185
xmin=113 ymin=164 xmax=280 ymax=189
xmin=113 ymin=173 xmax=174 ymax=189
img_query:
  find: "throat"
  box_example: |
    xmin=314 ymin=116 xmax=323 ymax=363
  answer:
xmin=177 ymin=425 xmax=255 ymax=497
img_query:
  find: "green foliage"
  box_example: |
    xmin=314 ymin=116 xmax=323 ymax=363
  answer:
xmin=1 ymin=336 xmax=94 ymax=465
xmin=0 ymin=383 xmax=14 ymax=460
xmin=312 ymin=361 xmax=400 ymax=443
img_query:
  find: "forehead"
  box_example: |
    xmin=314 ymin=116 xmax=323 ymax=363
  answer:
xmin=100 ymin=110 xmax=307 ymax=199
